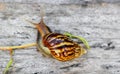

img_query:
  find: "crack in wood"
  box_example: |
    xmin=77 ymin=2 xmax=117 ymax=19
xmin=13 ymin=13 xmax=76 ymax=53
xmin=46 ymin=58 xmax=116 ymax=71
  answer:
xmin=91 ymin=41 xmax=115 ymax=50
xmin=105 ymin=42 xmax=115 ymax=50
xmin=60 ymin=63 xmax=81 ymax=69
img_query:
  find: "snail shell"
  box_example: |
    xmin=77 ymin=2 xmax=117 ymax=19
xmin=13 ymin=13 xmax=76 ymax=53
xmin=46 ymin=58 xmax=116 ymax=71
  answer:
xmin=42 ymin=33 xmax=86 ymax=61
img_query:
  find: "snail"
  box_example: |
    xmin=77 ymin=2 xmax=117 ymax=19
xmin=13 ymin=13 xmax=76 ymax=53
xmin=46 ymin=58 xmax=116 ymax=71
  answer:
xmin=28 ymin=17 xmax=87 ymax=62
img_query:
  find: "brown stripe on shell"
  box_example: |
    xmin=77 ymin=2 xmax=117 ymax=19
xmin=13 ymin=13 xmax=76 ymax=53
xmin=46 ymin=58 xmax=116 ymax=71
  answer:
xmin=44 ymin=33 xmax=63 ymax=41
xmin=53 ymin=44 xmax=75 ymax=50
xmin=48 ymin=36 xmax=73 ymax=46
xmin=50 ymin=42 xmax=74 ymax=49
xmin=43 ymin=33 xmax=53 ymax=41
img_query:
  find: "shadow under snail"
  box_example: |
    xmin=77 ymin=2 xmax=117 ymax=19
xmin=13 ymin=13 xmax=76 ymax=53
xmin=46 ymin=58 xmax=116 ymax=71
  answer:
xmin=28 ymin=17 xmax=87 ymax=62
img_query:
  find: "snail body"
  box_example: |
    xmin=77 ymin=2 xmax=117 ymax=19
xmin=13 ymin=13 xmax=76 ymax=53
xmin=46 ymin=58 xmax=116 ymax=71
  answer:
xmin=29 ymin=18 xmax=86 ymax=61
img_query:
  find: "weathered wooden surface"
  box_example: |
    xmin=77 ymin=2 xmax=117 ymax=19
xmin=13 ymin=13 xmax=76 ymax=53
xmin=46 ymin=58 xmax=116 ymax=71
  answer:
xmin=0 ymin=0 xmax=120 ymax=4
xmin=0 ymin=2 xmax=120 ymax=74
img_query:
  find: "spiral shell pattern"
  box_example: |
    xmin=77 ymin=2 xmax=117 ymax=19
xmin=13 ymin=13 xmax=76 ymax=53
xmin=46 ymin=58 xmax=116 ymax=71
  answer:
xmin=42 ymin=33 xmax=83 ymax=61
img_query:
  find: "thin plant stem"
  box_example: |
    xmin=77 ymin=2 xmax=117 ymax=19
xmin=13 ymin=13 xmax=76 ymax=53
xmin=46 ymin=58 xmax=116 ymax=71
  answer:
xmin=0 ymin=43 xmax=37 ymax=50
